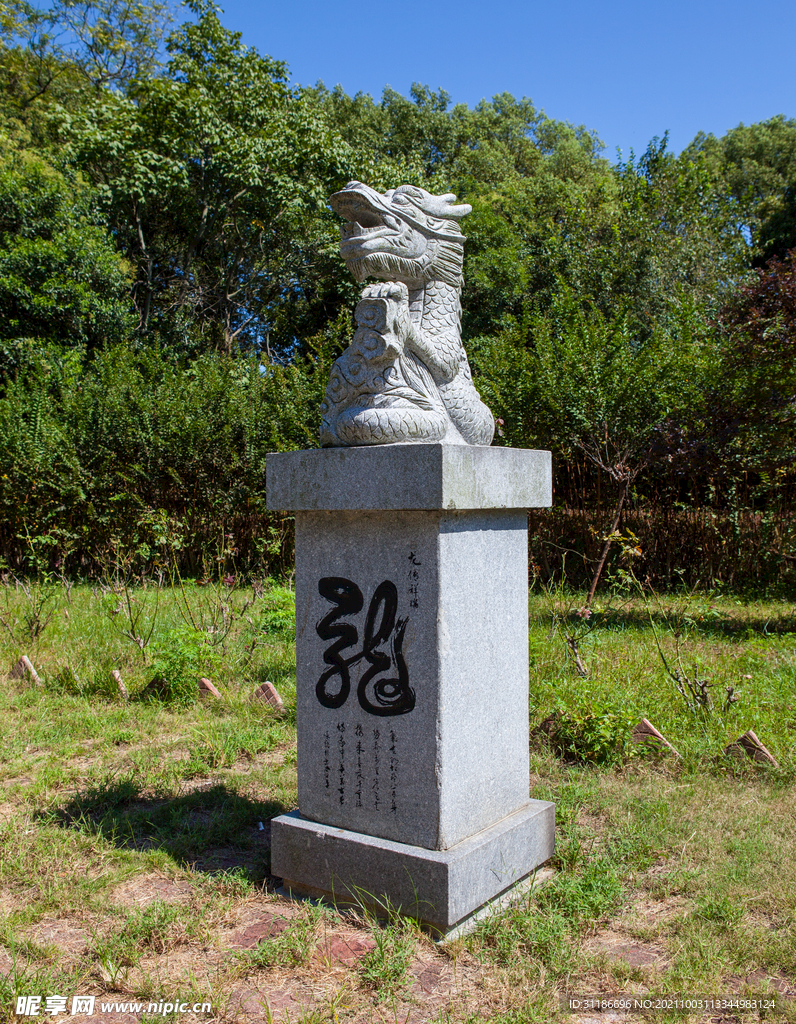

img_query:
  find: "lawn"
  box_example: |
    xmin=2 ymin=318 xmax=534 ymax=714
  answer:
xmin=0 ymin=578 xmax=794 ymax=1023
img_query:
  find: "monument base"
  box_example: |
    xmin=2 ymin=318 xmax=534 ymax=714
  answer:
xmin=271 ymin=799 xmax=555 ymax=935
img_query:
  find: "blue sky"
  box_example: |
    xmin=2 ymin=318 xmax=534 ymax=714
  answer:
xmin=213 ymin=0 xmax=796 ymax=161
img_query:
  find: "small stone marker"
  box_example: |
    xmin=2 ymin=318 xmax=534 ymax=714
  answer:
xmin=140 ymin=675 xmax=168 ymax=699
xmin=726 ymin=729 xmax=778 ymax=766
xmin=9 ymin=655 xmax=41 ymax=686
xmin=253 ymin=681 xmax=284 ymax=710
xmin=631 ymin=718 xmax=681 ymax=757
xmin=198 ymin=677 xmax=222 ymax=699
xmin=229 ymin=914 xmax=289 ymax=949
xmin=111 ymin=669 xmax=129 ymax=701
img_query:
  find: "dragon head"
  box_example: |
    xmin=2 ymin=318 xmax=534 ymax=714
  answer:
xmin=330 ymin=181 xmax=472 ymax=288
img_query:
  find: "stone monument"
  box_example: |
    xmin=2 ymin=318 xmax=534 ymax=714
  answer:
xmin=267 ymin=181 xmax=554 ymax=936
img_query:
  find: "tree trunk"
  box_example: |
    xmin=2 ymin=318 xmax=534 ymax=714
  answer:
xmin=586 ymin=477 xmax=628 ymax=607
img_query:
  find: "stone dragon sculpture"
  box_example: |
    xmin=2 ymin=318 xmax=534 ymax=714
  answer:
xmin=320 ymin=181 xmax=494 ymax=447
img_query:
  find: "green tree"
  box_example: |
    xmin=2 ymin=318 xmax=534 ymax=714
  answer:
xmin=62 ymin=0 xmax=354 ymax=355
xmin=477 ymin=287 xmax=713 ymax=598
xmin=452 ymin=104 xmax=613 ymax=339
xmin=716 ymin=247 xmax=796 ymax=475
xmin=0 ymin=131 xmax=134 ymax=375
xmin=689 ymin=116 xmax=796 ymax=264
xmin=457 ymin=131 xmax=746 ymax=345
xmin=0 ymin=0 xmax=170 ymax=101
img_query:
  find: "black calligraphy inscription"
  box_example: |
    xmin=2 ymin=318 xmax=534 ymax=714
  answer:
xmin=358 ymin=581 xmax=413 ymax=716
xmin=315 ymin=577 xmax=415 ymax=717
xmin=389 ymin=729 xmax=398 ymax=813
xmin=315 ymin=577 xmax=363 ymax=709
xmin=408 ymin=551 xmax=421 ymax=609
xmin=336 ymin=722 xmax=345 ymax=805
xmin=373 ymin=728 xmax=380 ymax=809
xmin=355 ymin=723 xmax=363 ymax=808
xmin=323 ymin=730 xmax=330 ymax=791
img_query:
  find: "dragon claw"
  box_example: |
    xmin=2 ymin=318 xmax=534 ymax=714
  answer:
xmin=361 ymin=282 xmax=408 ymax=303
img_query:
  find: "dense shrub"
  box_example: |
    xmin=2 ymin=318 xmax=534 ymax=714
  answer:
xmin=0 ymin=336 xmax=343 ymax=576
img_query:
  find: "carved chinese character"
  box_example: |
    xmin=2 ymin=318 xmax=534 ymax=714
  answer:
xmin=315 ymin=577 xmax=415 ymax=716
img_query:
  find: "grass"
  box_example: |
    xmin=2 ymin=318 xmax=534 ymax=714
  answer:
xmin=0 ymin=577 xmax=794 ymax=1023
xmin=233 ymin=904 xmax=324 ymax=971
xmin=528 ymin=581 xmax=796 ymax=768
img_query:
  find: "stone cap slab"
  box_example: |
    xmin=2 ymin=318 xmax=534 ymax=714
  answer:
xmin=266 ymin=444 xmax=552 ymax=511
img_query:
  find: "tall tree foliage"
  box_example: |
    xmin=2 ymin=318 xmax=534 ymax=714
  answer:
xmin=0 ymin=0 xmax=169 ymax=139
xmin=716 ymin=248 xmax=796 ymax=475
xmin=62 ymin=0 xmax=355 ymax=355
xmin=0 ymin=122 xmax=134 ymax=374
xmin=689 ymin=115 xmax=796 ymax=264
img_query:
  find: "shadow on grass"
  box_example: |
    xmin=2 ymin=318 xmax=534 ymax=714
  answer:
xmin=538 ymin=604 xmax=796 ymax=639
xmin=39 ymin=778 xmax=288 ymax=882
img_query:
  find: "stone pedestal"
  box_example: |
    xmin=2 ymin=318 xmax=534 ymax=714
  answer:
xmin=267 ymin=444 xmax=555 ymax=934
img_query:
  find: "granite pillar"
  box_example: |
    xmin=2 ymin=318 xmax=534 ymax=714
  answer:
xmin=267 ymin=444 xmax=555 ymax=934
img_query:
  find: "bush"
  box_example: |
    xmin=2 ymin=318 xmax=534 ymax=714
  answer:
xmin=542 ymin=698 xmax=638 ymax=766
xmin=0 ymin=337 xmax=343 ymax=576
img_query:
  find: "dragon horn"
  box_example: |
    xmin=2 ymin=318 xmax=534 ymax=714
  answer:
xmin=417 ymin=192 xmax=472 ymax=220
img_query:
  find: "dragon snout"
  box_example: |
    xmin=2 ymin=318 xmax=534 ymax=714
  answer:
xmin=330 ymin=182 xmax=387 ymax=228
